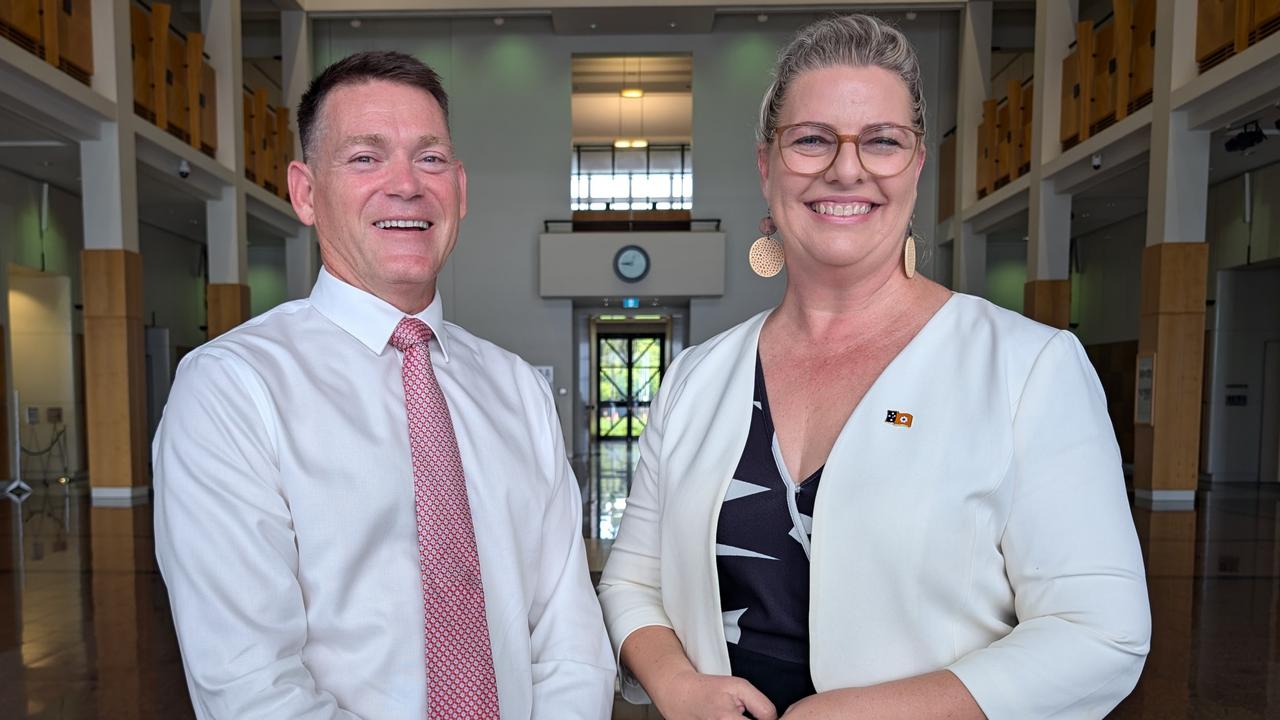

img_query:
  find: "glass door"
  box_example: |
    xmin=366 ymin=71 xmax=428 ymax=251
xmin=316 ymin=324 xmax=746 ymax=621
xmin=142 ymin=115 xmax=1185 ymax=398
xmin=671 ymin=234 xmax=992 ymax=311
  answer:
xmin=596 ymin=334 xmax=663 ymax=438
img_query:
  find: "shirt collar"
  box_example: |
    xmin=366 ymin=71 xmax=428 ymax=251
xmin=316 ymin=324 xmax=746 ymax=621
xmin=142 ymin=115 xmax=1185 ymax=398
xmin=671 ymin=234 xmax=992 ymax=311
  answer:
xmin=309 ymin=267 xmax=451 ymax=362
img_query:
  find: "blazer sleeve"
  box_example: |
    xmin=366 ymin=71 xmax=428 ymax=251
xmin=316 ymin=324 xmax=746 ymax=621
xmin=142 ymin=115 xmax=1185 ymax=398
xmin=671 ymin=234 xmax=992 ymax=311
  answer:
xmin=596 ymin=349 xmax=690 ymax=703
xmin=947 ymin=330 xmax=1152 ymax=719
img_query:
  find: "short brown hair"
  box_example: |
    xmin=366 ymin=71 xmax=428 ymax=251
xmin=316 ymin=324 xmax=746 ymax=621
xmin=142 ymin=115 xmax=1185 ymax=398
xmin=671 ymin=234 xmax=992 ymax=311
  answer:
xmin=297 ymin=50 xmax=450 ymax=162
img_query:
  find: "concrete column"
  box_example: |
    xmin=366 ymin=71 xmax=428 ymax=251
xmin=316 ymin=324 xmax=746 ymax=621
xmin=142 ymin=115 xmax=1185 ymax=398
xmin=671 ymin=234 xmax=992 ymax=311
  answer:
xmin=950 ymin=2 xmax=993 ymax=295
xmin=1134 ymin=0 xmax=1211 ymax=509
xmin=1024 ymin=0 xmax=1077 ymax=328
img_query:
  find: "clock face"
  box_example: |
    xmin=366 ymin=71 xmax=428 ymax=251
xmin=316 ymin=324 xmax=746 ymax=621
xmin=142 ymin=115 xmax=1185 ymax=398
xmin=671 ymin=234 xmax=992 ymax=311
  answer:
xmin=614 ymin=245 xmax=650 ymax=282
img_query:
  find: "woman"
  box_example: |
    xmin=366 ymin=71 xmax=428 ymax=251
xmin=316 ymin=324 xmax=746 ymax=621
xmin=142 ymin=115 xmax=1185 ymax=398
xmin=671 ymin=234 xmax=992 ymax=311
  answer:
xmin=597 ymin=14 xmax=1150 ymax=720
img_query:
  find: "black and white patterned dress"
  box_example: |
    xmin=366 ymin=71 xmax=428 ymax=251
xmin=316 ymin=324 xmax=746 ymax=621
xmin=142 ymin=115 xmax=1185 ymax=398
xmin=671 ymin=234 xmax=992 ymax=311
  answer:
xmin=715 ymin=353 xmax=820 ymax=712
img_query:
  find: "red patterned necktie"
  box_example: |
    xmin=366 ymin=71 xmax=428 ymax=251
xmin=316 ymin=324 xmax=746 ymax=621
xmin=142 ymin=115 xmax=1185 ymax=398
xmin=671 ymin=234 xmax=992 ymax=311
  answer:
xmin=390 ymin=317 xmax=500 ymax=719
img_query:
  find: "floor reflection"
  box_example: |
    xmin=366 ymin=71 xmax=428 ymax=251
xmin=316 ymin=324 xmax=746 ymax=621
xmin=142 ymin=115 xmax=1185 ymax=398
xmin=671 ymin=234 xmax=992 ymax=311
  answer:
xmin=2 ymin=472 xmax=1279 ymax=717
xmin=584 ymin=438 xmax=640 ymax=541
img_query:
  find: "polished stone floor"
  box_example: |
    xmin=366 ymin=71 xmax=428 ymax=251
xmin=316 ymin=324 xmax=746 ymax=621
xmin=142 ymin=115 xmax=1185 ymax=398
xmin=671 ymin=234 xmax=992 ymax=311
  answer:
xmin=2 ymin=452 xmax=1279 ymax=718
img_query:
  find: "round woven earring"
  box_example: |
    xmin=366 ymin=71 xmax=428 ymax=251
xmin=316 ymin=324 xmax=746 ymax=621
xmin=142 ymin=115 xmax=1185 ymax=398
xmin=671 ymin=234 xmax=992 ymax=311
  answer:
xmin=749 ymin=214 xmax=785 ymax=278
xmin=903 ymin=226 xmax=918 ymax=279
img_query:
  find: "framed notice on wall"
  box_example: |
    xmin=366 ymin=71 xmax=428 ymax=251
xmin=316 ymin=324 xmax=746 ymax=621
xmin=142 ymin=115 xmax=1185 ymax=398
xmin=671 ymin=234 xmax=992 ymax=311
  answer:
xmin=1135 ymin=354 xmax=1155 ymax=426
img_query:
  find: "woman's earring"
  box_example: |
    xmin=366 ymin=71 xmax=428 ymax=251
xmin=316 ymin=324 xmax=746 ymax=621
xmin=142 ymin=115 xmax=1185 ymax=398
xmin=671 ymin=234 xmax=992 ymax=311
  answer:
xmin=749 ymin=214 xmax=785 ymax=278
xmin=903 ymin=226 xmax=917 ymax=279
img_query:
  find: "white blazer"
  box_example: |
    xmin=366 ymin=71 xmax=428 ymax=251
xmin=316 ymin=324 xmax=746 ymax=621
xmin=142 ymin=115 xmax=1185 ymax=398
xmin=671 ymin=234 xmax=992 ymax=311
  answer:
xmin=597 ymin=294 xmax=1151 ymax=719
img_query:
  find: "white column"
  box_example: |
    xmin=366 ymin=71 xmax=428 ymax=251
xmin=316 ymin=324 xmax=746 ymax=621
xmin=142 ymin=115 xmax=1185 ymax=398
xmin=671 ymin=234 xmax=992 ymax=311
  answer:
xmin=81 ymin=0 xmax=137 ymax=252
xmin=1026 ymin=0 xmax=1076 ymax=281
xmin=202 ymin=0 xmax=247 ymax=284
xmin=1146 ymin=0 xmax=1209 ymax=248
xmin=951 ymin=1 xmax=992 ymax=295
xmin=203 ymin=0 xmax=245 ymax=174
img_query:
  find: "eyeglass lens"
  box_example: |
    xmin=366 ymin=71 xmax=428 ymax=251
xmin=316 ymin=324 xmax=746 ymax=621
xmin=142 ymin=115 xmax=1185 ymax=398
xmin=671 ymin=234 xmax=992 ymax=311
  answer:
xmin=779 ymin=124 xmax=918 ymax=176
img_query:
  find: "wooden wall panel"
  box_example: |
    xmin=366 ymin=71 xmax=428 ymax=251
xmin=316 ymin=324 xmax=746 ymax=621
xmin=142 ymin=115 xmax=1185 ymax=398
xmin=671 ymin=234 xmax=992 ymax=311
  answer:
xmin=243 ymin=88 xmax=255 ymax=181
xmin=200 ymin=62 xmax=217 ymax=156
xmin=1061 ymin=48 xmax=1080 ymax=146
xmin=81 ymin=250 xmax=148 ymax=490
xmin=1131 ymin=0 xmax=1156 ymax=109
xmin=252 ymin=89 xmax=269 ymax=184
xmin=1256 ymin=0 xmax=1280 ymax=39
xmin=1090 ymin=20 xmax=1117 ymax=131
xmin=1019 ymin=82 xmax=1034 ymax=172
xmin=1005 ymin=79 xmax=1024 ymax=180
xmin=130 ymin=3 xmax=153 ymax=120
xmin=148 ymin=2 xmax=171 ymax=129
xmin=55 ymin=0 xmax=92 ymax=82
xmin=1197 ymin=0 xmax=1237 ymax=66
xmin=165 ymin=29 xmax=188 ymax=141
xmin=0 ymin=0 xmax=43 ymax=50
xmin=980 ymin=99 xmax=997 ymax=196
xmin=262 ymin=105 xmax=278 ymax=193
xmin=1023 ymin=279 xmax=1071 ymax=329
xmin=207 ymin=284 xmax=250 ymax=339
xmin=275 ymin=108 xmax=292 ymax=199
xmin=995 ymin=98 xmax=1012 ymax=185
xmin=1134 ymin=242 xmax=1210 ymax=493
xmin=1076 ymin=21 xmax=1095 ymax=143
xmin=1113 ymin=0 xmax=1133 ymax=121
xmin=184 ymin=32 xmax=203 ymax=151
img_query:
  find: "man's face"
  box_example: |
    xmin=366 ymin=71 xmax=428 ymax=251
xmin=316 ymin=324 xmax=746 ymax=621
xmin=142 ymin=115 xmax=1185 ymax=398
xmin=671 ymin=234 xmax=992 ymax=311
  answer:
xmin=288 ymin=79 xmax=467 ymax=309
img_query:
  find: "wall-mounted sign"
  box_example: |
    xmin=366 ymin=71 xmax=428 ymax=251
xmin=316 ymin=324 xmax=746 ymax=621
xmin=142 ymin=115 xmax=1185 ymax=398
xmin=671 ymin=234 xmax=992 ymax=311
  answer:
xmin=1135 ymin=354 xmax=1155 ymax=426
xmin=533 ymin=365 xmax=554 ymax=388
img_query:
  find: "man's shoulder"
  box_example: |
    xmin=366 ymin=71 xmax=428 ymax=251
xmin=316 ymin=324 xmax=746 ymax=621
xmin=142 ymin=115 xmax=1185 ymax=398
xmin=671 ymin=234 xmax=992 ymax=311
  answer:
xmin=441 ymin=321 xmax=549 ymax=391
xmin=179 ymin=299 xmax=319 ymax=372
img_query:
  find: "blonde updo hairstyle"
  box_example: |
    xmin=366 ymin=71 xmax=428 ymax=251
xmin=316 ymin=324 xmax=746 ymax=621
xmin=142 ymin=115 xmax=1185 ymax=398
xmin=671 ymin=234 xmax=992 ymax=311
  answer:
xmin=757 ymin=14 xmax=927 ymax=145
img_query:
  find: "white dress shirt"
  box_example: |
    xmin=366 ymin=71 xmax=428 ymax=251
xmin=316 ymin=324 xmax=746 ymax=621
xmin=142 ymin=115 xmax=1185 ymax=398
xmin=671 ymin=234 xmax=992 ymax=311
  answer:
xmin=154 ymin=268 xmax=615 ymax=719
xmin=599 ymin=295 xmax=1150 ymax=719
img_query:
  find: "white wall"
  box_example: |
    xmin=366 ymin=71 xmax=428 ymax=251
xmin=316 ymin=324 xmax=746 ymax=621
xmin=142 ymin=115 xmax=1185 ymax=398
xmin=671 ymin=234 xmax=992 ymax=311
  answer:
xmin=8 ymin=271 xmax=80 ymax=481
xmin=0 ymin=170 xmax=84 ymax=482
xmin=248 ymin=244 xmax=288 ymax=318
xmin=1203 ymin=268 xmax=1280 ymax=483
xmin=140 ymin=226 xmax=208 ymax=355
xmin=1071 ymin=213 xmax=1146 ymax=346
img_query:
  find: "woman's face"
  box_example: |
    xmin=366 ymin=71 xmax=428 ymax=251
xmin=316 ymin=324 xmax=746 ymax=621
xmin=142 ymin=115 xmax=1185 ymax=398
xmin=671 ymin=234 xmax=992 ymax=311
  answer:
xmin=758 ymin=64 xmax=924 ymax=276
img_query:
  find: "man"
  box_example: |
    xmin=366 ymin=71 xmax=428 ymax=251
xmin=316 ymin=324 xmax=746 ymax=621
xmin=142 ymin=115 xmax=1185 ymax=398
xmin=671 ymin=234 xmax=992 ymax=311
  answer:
xmin=154 ymin=51 xmax=615 ymax=719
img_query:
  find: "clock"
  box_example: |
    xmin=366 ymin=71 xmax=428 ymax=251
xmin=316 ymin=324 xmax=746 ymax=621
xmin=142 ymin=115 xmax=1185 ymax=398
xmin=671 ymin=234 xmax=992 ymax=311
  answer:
xmin=613 ymin=245 xmax=650 ymax=283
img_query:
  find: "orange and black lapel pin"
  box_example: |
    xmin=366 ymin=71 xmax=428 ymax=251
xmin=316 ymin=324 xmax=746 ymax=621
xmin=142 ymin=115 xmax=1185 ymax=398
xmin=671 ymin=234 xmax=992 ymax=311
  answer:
xmin=885 ymin=410 xmax=913 ymax=428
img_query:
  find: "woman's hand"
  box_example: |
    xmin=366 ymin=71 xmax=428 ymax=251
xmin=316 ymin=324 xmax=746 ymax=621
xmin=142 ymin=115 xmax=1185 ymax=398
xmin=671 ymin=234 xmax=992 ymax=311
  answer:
xmin=651 ymin=668 xmax=777 ymax=720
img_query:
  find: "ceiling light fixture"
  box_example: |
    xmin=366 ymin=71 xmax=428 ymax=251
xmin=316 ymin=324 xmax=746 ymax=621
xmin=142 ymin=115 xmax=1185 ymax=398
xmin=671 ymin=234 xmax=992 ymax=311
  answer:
xmin=1224 ymin=121 xmax=1269 ymax=153
xmin=616 ymin=57 xmax=647 ymax=149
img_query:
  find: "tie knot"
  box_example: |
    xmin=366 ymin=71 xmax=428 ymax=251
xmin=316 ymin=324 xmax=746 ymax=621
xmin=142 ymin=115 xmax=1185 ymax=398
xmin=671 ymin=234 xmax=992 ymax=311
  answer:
xmin=390 ymin=317 xmax=434 ymax=352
